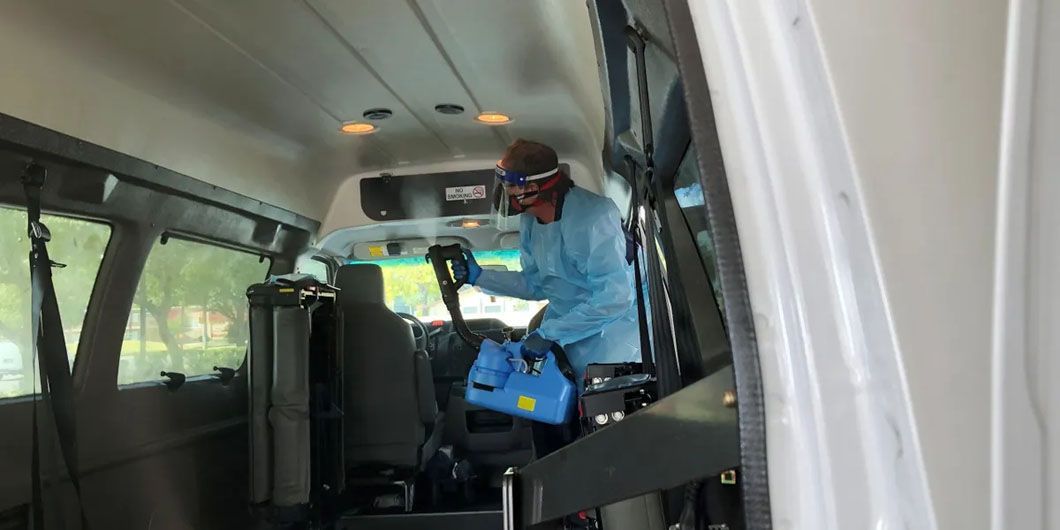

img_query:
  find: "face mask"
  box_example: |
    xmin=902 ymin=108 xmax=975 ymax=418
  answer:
xmin=492 ymin=164 xmax=571 ymax=228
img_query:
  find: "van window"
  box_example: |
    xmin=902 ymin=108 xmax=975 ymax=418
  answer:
xmin=118 ymin=237 xmax=270 ymax=385
xmin=295 ymin=256 xmax=329 ymax=283
xmin=673 ymin=146 xmax=724 ymax=314
xmin=354 ymin=249 xmax=549 ymax=327
xmin=0 ymin=207 xmax=111 ymax=398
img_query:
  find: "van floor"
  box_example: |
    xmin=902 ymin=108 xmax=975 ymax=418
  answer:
xmin=336 ymin=509 xmax=503 ymax=530
xmin=337 ymin=485 xmax=503 ymax=530
xmin=334 ymin=472 xmax=503 ymax=515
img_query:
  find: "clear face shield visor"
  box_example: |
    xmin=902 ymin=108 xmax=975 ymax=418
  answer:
xmin=491 ymin=164 xmax=559 ymax=231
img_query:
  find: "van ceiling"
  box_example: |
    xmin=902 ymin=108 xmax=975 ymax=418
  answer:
xmin=0 ymin=0 xmax=605 ymax=224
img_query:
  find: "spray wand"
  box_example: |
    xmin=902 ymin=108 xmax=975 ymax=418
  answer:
xmin=425 ymin=244 xmax=485 ymax=348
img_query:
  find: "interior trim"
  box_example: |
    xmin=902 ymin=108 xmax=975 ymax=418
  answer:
xmin=79 ymin=417 xmax=246 ymax=477
xmin=663 ymin=0 xmax=773 ymax=527
xmin=0 ymin=111 xmax=320 ymax=234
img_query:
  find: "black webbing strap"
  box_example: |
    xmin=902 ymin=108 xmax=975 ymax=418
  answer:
xmin=24 ymin=163 xmax=89 ymax=529
xmin=625 ymin=157 xmax=655 ymax=376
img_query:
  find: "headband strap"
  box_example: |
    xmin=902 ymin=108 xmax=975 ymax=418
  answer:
xmin=495 ymin=165 xmax=560 ymax=185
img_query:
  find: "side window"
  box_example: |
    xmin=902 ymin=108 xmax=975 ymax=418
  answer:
xmin=118 ymin=237 xmax=270 ymax=385
xmin=673 ymin=146 xmax=724 ymax=314
xmin=295 ymin=255 xmax=329 ymax=282
xmin=0 ymin=207 xmax=111 ymax=398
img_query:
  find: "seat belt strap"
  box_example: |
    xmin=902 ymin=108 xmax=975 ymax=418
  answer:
xmin=24 ymin=163 xmax=90 ymax=529
xmin=625 ymin=158 xmax=655 ymax=376
xmin=630 ymin=226 xmax=654 ymax=376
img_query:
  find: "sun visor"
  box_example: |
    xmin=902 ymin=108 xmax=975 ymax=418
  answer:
xmin=360 ymin=169 xmax=496 ymax=222
xmin=350 ymin=236 xmax=469 ymax=260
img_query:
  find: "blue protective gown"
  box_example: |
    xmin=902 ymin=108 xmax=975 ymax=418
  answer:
xmin=475 ymin=187 xmax=641 ymax=382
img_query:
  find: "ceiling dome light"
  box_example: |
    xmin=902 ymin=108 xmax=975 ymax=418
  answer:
xmin=446 ymin=218 xmax=489 ymax=228
xmin=340 ymin=121 xmax=377 ymax=135
xmin=475 ymin=112 xmax=512 ymax=125
xmin=363 ymin=108 xmax=393 ymax=120
xmin=435 ymin=103 xmax=465 ymax=115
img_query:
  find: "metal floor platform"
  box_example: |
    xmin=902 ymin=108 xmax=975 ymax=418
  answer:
xmin=338 ymin=509 xmax=503 ymax=530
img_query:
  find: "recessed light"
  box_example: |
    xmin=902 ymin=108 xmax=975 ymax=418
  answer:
xmin=435 ymin=103 xmax=465 ymax=115
xmin=446 ymin=218 xmax=489 ymax=228
xmin=340 ymin=121 xmax=377 ymax=134
xmin=475 ymin=112 xmax=512 ymax=125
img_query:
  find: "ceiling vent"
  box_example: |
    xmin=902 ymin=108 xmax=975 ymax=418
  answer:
xmin=434 ymin=103 xmax=465 ymax=115
xmin=363 ymin=108 xmax=393 ymax=120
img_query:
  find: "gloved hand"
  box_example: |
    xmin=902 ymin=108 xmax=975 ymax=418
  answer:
xmin=520 ymin=331 xmax=556 ymax=360
xmin=451 ymin=248 xmax=482 ymax=285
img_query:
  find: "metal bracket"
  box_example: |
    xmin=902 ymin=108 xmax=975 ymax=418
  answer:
xmin=511 ymin=367 xmax=739 ymax=528
xmin=502 ymin=467 xmax=518 ymax=530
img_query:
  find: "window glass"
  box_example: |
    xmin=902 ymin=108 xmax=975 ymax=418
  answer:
xmin=354 ymin=249 xmax=548 ymax=327
xmin=118 ymin=237 xmax=270 ymax=385
xmin=295 ymin=256 xmax=329 ymax=282
xmin=673 ymin=146 xmax=724 ymax=314
xmin=0 ymin=208 xmax=110 ymax=398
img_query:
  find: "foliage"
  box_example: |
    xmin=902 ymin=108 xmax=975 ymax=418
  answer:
xmin=359 ymin=250 xmax=522 ymax=317
xmin=0 ymin=206 xmax=268 ymax=396
xmin=117 ymin=344 xmax=245 ymax=385
xmin=0 ymin=206 xmax=542 ymax=397
xmin=0 ymin=208 xmax=109 ymax=395
xmin=122 ymin=237 xmax=268 ymax=377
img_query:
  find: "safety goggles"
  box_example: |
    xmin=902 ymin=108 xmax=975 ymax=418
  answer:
xmin=494 ymin=164 xmax=560 ymax=187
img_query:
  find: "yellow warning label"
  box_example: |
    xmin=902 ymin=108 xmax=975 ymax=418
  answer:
xmin=517 ymin=395 xmax=537 ymax=412
xmin=368 ymin=245 xmax=384 ymax=257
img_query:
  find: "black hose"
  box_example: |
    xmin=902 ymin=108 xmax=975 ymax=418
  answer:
xmin=426 ymin=244 xmax=485 ymax=348
xmin=446 ymin=301 xmax=483 ymax=349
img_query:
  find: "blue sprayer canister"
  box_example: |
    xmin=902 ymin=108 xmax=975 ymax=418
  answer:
xmin=465 ymin=339 xmax=575 ymax=425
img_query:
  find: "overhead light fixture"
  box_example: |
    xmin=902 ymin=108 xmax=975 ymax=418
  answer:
xmin=340 ymin=121 xmax=377 ymax=135
xmin=446 ymin=218 xmax=489 ymax=228
xmin=475 ymin=111 xmax=512 ymax=125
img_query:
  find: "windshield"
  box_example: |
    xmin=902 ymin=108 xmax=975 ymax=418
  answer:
xmin=355 ymin=249 xmax=548 ymax=327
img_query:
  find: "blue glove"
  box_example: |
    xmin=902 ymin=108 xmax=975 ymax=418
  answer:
xmin=520 ymin=331 xmax=556 ymax=360
xmin=451 ymin=248 xmax=482 ymax=285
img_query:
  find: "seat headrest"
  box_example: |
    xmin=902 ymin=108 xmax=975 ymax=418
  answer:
xmin=335 ymin=264 xmax=385 ymax=305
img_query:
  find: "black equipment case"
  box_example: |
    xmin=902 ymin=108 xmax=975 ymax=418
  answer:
xmin=247 ymin=277 xmax=344 ymax=526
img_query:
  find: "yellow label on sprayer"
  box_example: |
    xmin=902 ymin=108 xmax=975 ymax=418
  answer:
xmin=517 ymin=395 xmax=537 ymax=412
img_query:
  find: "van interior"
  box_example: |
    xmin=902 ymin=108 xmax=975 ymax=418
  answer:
xmin=0 ymin=1 xmax=754 ymax=528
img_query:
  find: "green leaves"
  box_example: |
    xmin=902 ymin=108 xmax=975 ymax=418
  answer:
xmin=366 ymin=249 xmax=522 ymax=317
xmin=118 ymin=238 xmax=269 ymax=383
xmin=0 ymin=208 xmax=110 ymax=397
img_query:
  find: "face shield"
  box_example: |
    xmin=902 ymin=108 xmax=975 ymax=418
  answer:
xmin=491 ymin=164 xmax=560 ymax=231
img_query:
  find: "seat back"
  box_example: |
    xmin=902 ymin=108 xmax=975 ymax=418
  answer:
xmin=335 ymin=264 xmax=434 ymax=469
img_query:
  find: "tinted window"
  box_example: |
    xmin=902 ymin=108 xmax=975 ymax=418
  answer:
xmin=673 ymin=146 xmax=724 ymax=314
xmin=118 ymin=237 xmax=270 ymax=385
xmin=0 ymin=208 xmax=110 ymax=398
xmin=295 ymin=256 xmax=329 ymax=282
